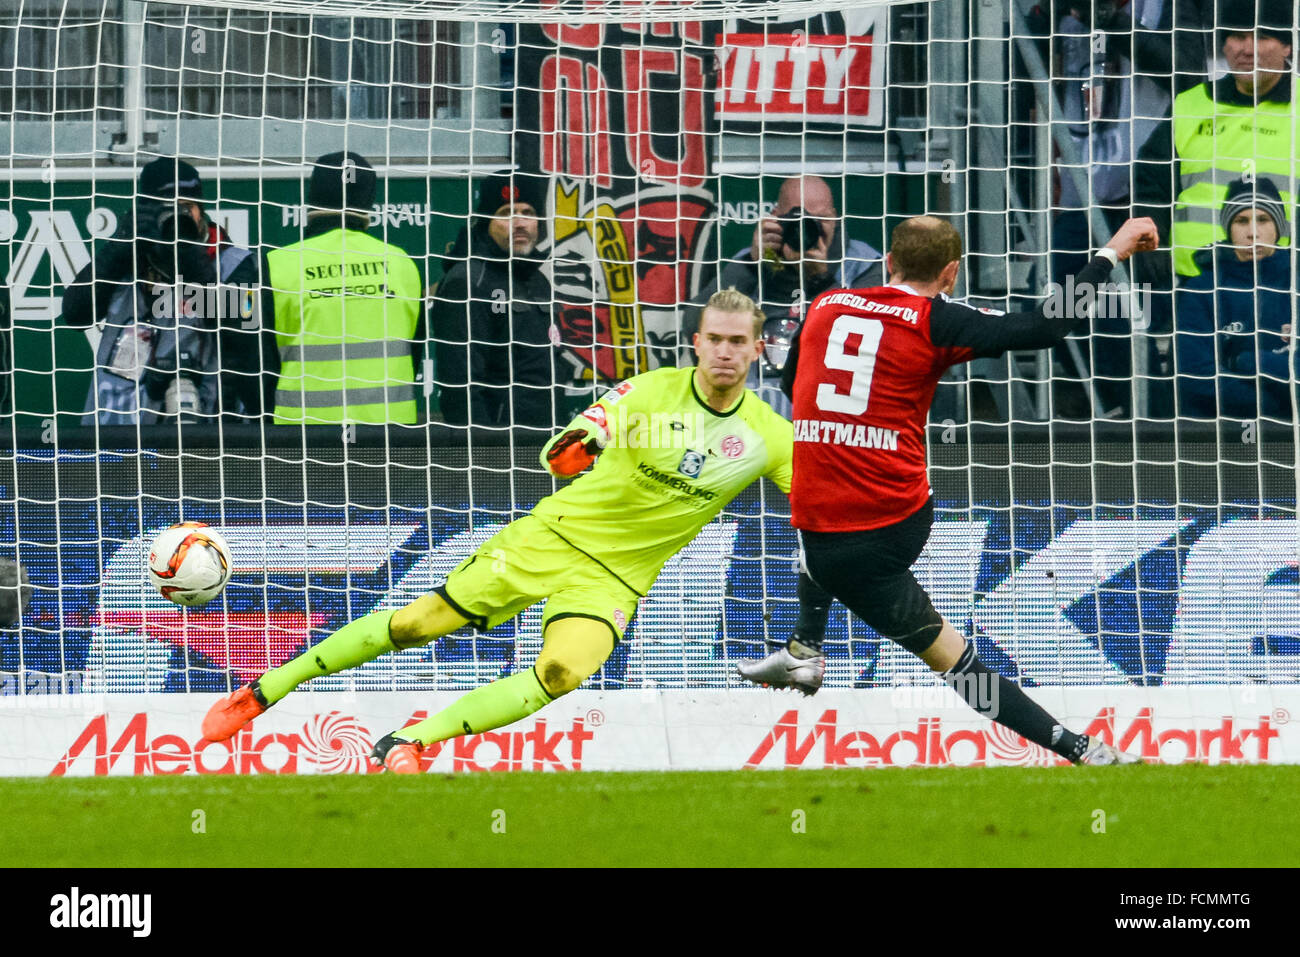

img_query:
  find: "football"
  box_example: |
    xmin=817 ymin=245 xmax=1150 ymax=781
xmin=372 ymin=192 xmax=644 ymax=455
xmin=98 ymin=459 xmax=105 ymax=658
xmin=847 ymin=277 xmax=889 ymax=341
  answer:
xmin=147 ymin=522 xmax=233 ymax=607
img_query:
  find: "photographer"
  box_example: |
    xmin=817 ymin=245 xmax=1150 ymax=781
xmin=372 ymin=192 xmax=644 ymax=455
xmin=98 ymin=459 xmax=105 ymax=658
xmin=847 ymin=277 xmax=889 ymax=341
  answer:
xmin=62 ymin=158 xmax=272 ymax=424
xmin=687 ymin=175 xmax=883 ymax=415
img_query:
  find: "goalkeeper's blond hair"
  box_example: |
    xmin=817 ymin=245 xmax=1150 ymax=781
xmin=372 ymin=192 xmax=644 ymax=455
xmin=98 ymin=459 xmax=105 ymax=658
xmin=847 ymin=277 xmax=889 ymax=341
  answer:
xmin=702 ymin=287 xmax=765 ymax=339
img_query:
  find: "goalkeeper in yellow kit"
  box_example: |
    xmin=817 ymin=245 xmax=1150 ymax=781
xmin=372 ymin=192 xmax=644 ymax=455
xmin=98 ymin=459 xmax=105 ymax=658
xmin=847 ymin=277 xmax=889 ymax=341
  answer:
xmin=202 ymin=288 xmax=804 ymax=771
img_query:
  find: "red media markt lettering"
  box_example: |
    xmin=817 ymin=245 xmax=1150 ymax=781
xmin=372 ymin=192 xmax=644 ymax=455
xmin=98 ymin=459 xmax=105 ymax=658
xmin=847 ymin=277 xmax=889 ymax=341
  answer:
xmin=744 ymin=708 xmax=1281 ymax=768
xmin=50 ymin=712 xmax=596 ymax=776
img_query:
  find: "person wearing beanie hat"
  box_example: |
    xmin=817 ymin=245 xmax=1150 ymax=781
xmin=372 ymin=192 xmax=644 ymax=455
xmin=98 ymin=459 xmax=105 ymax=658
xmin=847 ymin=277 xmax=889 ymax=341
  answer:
xmin=1219 ymin=177 xmax=1290 ymax=257
xmin=478 ymin=172 xmax=546 ymax=258
xmin=1217 ymin=0 xmax=1294 ymax=99
xmin=474 ymin=172 xmax=547 ymax=224
xmin=1176 ymin=174 xmax=1298 ymax=419
xmin=61 ymin=155 xmax=273 ymax=424
xmin=306 ymin=151 xmax=377 ymax=233
xmin=265 ymin=151 xmax=424 ymax=425
xmin=430 ymin=170 xmax=558 ymax=429
xmin=1216 ymin=0 xmax=1294 ymax=56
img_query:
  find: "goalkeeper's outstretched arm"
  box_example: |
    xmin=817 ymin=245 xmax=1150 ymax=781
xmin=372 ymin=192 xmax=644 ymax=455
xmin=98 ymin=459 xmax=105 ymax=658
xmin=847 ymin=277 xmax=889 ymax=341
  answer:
xmin=540 ymin=405 xmax=612 ymax=478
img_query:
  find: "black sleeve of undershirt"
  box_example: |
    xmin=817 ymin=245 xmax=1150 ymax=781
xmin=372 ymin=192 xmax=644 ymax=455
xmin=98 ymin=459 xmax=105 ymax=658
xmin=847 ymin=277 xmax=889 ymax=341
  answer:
xmin=928 ymin=255 xmax=1117 ymax=358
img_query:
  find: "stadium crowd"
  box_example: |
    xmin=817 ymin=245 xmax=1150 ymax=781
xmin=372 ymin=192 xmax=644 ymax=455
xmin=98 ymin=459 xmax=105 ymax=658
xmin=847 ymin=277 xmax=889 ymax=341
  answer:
xmin=48 ymin=0 xmax=1300 ymax=429
xmin=1038 ymin=0 xmax=1300 ymax=420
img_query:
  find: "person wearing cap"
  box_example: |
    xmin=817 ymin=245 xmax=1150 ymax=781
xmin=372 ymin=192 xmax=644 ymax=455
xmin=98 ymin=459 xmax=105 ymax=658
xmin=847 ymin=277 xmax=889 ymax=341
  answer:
xmin=1135 ymin=0 xmax=1300 ymax=279
xmin=430 ymin=171 xmax=559 ymax=430
xmin=61 ymin=156 xmax=271 ymax=424
xmin=1175 ymin=176 xmax=1298 ymax=418
xmin=266 ymin=152 xmax=424 ymax=425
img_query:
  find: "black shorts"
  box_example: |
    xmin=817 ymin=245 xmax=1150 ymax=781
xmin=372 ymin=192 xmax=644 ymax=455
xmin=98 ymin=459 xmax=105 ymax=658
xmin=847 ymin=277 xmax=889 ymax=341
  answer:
xmin=798 ymin=499 xmax=943 ymax=654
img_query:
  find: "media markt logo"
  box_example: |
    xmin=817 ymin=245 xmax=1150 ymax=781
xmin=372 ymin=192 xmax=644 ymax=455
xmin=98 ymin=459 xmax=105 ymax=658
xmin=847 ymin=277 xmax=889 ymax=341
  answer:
xmin=51 ymin=710 xmax=598 ymax=774
xmin=744 ymin=708 xmax=1284 ymax=768
xmin=297 ymin=711 xmax=372 ymax=773
xmin=50 ymin=709 xmax=375 ymax=775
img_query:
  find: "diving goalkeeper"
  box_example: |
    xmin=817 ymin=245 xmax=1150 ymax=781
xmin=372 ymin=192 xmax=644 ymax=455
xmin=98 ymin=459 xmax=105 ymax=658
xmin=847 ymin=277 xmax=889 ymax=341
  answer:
xmin=202 ymin=288 xmax=802 ymax=771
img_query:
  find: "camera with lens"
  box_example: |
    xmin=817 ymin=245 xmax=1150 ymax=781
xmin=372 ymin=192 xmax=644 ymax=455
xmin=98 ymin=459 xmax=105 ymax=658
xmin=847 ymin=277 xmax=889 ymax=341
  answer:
xmin=137 ymin=201 xmax=206 ymax=281
xmin=157 ymin=202 xmax=203 ymax=244
xmin=779 ymin=207 xmax=824 ymax=253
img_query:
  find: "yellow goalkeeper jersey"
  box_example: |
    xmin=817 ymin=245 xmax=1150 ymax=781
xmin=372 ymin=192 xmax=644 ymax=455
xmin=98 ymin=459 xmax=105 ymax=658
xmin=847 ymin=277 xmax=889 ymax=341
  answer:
xmin=531 ymin=365 xmax=793 ymax=595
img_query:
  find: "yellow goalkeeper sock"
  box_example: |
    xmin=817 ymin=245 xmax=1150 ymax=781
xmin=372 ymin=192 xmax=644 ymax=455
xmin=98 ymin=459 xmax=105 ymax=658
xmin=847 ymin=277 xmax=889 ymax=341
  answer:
xmin=398 ymin=667 xmax=553 ymax=745
xmin=258 ymin=608 xmax=397 ymax=703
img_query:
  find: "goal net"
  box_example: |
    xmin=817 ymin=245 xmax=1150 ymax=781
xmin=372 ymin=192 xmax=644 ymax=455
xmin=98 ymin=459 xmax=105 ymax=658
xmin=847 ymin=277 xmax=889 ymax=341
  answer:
xmin=0 ymin=0 xmax=1296 ymax=773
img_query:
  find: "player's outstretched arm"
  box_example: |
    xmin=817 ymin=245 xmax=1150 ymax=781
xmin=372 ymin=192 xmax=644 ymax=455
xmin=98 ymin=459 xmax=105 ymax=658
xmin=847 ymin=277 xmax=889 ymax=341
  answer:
xmin=541 ymin=405 xmax=612 ymax=478
xmin=930 ymin=217 xmax=1159 ymax=356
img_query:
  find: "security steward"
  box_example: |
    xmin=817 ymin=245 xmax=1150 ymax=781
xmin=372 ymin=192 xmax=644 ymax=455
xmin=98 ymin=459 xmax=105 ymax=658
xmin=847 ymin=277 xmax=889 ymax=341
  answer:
xmin=267 ymin=151 xmax=424 ymax=424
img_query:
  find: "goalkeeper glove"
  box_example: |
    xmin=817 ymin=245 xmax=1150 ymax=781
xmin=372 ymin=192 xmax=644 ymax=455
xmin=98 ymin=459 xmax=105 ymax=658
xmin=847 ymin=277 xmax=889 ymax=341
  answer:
xmin=542 ymin=407 xmax=610 ymax=478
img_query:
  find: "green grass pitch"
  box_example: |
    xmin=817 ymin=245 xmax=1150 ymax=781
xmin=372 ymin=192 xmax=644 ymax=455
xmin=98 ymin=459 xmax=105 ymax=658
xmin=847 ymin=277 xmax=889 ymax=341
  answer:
xmin=3 ymin=765 xmax=1296 ymax=867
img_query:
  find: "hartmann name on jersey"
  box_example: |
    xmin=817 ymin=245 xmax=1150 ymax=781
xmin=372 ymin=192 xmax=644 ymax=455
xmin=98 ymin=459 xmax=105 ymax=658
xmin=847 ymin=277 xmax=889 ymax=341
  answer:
xmin=794 ymin=419 xmax=900 ymax=450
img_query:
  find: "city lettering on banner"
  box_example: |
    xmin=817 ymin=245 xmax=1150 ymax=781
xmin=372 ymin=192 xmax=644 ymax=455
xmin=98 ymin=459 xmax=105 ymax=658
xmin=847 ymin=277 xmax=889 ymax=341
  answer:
xmin=715 ymin=32 xmax=884 ymax=126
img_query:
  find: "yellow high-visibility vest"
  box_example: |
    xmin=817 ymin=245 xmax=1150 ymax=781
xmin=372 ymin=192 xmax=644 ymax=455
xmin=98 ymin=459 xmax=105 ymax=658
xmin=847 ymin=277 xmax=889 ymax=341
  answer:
xmin=1171 ymin=80 xmax=1299 ymax=277
xmin=268 ymin=228 xmax=421 ymax=424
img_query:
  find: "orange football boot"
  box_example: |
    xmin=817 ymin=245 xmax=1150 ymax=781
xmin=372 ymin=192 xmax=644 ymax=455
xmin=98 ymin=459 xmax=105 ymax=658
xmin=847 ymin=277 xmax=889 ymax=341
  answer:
xmin=201 ymin=681 xmax=269 ymax=742
xmin=369 ymin=732 xmax=425 ymax=773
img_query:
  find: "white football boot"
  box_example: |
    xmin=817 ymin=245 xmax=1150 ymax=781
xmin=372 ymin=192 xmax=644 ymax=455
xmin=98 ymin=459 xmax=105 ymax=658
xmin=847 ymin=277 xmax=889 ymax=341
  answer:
xmin=736 ymin=646 xmax=825 ymax=696
xmin=1077 ymin=735 xmax=1143 ymax=765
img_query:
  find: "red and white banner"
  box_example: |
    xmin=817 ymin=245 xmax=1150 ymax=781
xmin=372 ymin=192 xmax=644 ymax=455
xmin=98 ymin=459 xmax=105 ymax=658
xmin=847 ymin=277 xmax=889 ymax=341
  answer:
xmin=1 ymin=687 xmax=1296 ymax=775
xmin=517 ymin=21 xmax=716 ymax=382
xmin=714 ymin=31 xmax=885 ymax=126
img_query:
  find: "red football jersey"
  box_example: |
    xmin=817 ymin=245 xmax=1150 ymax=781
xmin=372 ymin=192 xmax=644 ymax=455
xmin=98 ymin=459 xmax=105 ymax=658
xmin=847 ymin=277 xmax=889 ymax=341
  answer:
xmin=790 ymin=286 xmax=976 ymax=531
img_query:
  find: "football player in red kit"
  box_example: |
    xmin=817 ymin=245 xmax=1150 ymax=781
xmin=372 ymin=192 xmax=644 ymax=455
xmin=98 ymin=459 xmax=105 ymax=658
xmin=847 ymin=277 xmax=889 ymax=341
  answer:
xmin=738 ymin=214 xmax=1159 ymax=765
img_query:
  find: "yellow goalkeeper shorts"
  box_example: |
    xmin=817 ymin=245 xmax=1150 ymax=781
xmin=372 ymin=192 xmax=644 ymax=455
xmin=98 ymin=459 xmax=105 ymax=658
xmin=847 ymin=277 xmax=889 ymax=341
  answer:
xmin=436 ymin=514 xmax=640 ymax=642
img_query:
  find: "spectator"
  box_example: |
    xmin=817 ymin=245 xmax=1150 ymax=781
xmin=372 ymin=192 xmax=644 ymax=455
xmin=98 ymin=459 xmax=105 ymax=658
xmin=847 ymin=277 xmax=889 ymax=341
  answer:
xmin=431 ymin=171 xmax=558 ymax=430
xmin=1049 ymin=0 xmax=1212 ymax=417
xmin=1135 ymin=0 xmax=1299 ymax=280
xmin=1175 ymin=177 xmax=1297 ymax=419
xmin=687 ymin=175 xmax=883 ymax=415
xmin=267 ymin=152 xmax=424 ymax=425
xmin=62 ymin=158 xmax=270 ymax=424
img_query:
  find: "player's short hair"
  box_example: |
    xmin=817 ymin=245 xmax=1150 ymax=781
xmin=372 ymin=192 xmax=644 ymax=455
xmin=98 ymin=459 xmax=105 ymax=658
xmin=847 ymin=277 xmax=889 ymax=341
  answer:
xmin=701 ymin=287 xmax=765 ymax=338
xmin=889 ymin=216 xmax=963 ymax=282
